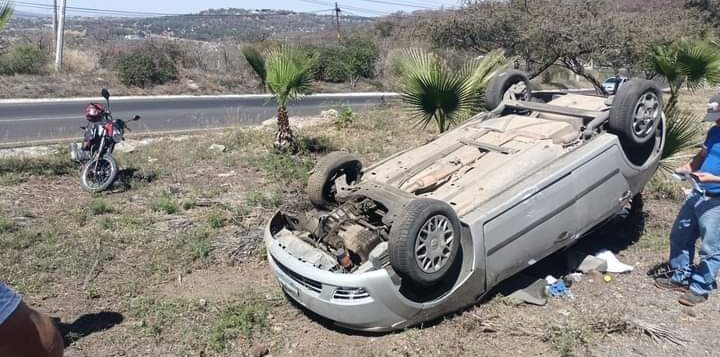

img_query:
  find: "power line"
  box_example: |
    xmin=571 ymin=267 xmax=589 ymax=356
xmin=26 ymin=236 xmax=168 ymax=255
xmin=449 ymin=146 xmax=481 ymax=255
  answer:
xmin=351 ymin=0 xmax=433 ymax=10
xmin=297 ymin=0 xmax=390 ymax=16
xmin=13 ymin=1 xmax=338 ymax=18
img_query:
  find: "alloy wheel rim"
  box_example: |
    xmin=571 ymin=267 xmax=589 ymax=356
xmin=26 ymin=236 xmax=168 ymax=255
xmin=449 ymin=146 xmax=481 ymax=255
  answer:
xmin=414 ymin=214 xmax=454 ymax=273
xmin=632 ymin=92 xmax=660 ymax=139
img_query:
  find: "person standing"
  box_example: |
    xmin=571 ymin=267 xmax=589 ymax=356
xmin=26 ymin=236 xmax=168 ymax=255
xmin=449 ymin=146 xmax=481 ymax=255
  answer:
xmin=0 ymin=282 xmax=64 ymax=356
xmin=655 ymin=94 xmax=720 ymax=306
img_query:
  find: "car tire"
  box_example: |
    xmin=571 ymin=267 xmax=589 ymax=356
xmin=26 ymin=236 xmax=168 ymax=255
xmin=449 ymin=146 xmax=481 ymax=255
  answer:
xmin=608 ymin=80 xmax=663 ymax=147
xmin=389 ymin=198 xmax=461 ymax=286
xmin=307 ymin=151 xmax=363 ymax=209
xmin=484 ymin=69 xmax=532 ymax=112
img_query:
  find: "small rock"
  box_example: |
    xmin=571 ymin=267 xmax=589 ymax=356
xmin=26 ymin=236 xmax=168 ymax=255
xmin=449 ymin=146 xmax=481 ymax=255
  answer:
xmin=148 ymin=157 xmax=158 ymax=163
xmin=208 ymin=144 xmax=227 ymax=152
xmin=198 ymin=298 xmax=207 ymax=307
xmin=218 ymin=171 xmax=237 ymax=178
xmin=681 ymin=307 xmax=697 ymax=318
xmin=320 ymin=109 xmax=338 ymax=119
xmin=187 ymin=80 xmax=200 ymax=90
xmin=250 ymin=344 xmax=269 ymax=357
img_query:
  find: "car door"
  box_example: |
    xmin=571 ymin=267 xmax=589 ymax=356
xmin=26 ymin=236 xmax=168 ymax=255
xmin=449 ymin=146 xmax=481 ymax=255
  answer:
xmin=483 ymin=170 xmax=580 ymax=283
xmin=573 ymin=145 xmax=631 ymax=234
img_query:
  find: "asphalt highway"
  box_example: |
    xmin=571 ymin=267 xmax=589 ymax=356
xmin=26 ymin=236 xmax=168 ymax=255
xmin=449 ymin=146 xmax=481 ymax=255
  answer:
xmin=0 ymin=93 xmax=397 ymax=146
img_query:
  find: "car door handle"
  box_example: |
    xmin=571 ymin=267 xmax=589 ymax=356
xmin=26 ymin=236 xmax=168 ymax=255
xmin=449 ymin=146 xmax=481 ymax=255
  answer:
xmin=618 ymin=190 xmax=632 ymax=203
xmin=555 ymin=231 xmax=572 ymax=243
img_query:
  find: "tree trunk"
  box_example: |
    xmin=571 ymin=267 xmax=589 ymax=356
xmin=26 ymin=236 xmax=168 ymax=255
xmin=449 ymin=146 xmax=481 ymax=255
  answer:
xmin=274 ymin=105 xmax=299 ymax=154
xmin=560 ymin=56 xmax=608 ymax=95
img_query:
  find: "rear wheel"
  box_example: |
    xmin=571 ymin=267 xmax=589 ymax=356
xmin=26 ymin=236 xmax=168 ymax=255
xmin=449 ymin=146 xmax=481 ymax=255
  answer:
xmin=484 ymin=70 xmax=531 ymax=112
xmin=307 ymin=151 xmax=363 ymax=209
xmin=389 ymin=199 xmax=461 ymax=286
xmin=80 ymin=155 xmax=118 ymax=193
xmin=608 ymin=80 xmax=663 ymax=147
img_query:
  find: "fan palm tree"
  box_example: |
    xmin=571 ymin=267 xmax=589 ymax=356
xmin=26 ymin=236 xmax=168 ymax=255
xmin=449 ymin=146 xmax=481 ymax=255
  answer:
xmin=651 ymin=39 xmax=720 ymax=113
xmin=241 ymin=45 xmax=266 ymax=92
xmin=398 ymin=48 xmax=515 ymax=133
xmin=659 ymin=108 xmax=704 ymax=175
xmin=0 ymin=1 xmax=13 ymax=31
xmin=265 ymin=46 xmax=314 ymax=153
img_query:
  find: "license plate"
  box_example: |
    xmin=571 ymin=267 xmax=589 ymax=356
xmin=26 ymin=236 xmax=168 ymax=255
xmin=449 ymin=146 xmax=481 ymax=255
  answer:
xmin=278 ymin=275 xmax=299 ymax=297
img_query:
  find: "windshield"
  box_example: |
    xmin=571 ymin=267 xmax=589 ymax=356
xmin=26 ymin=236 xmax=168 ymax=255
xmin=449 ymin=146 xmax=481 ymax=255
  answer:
xmin=604 ymin=77 xmax=621 ymax=84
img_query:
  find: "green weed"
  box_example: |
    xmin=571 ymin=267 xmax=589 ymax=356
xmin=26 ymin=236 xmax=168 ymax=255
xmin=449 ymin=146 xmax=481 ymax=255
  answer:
xmin=207 ymin=300 xmax=269 ymax=352
xmin=0 ymin=217 xmax=13 ymax=234
xmin=151 ymin=192 xmax=178 ymax=214
xmin=206 ymin=209 xmax=227 ymax=229
xmin=88 ymin=198 xmax=113 ymax=216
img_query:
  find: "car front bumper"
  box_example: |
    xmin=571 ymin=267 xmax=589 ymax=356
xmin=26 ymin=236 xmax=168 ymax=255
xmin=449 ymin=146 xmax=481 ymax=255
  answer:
xmin=264 ymin=213 xmax=421 ymax=331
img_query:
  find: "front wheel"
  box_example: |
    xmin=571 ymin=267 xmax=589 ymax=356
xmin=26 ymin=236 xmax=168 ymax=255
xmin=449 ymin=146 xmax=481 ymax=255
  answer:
xmin=389 ymin=198 xmax=461 ymax=286
xmin=80 ymin=155 xmax=118 ymax=193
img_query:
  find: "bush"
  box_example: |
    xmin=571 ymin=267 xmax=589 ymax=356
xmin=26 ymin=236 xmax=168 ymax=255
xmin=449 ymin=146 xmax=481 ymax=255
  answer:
xmin=316 ymin=48 xmax=352 ymax=82
xmin=0 ymin=45 xmax=48 ymax=75
xmin=114 ymin=46 xmax=178 ymax=88
xmin=305 ymin=37 xmax=380 ymax=83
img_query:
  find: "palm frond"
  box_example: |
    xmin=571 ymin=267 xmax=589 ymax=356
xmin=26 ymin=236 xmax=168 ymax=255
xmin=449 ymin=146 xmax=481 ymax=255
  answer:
xmin=467 ymin=49 xmax=517 ymax=91
xmin=652 ymin=44 xmax=681 ymax=85
xmin=399 ymin=48 xmax=476 ymax=132
xmin=241 ymin=45 xmax=267 ymax=89
xmin=652 ymin=39 xmax=720 ymax=94
xmin=0 ymin=1 xmax=14 ymax=31
xmin=676 ymin=39 xmax=720 ymax=89
xmin=265 ymin=46 xmax=313 ymax=107
xmin=659 ymin=108 xmax=704 ymax=174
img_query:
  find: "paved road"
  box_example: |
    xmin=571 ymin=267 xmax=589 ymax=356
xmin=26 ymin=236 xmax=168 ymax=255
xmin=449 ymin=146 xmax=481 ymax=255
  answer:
xmin=0 ymin=93 xmax=397 ymax=146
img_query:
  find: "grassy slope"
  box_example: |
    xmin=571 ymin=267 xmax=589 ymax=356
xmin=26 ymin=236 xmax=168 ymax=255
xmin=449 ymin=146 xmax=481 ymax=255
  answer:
xmin=0 ymin=102 xmax=715 ymax=357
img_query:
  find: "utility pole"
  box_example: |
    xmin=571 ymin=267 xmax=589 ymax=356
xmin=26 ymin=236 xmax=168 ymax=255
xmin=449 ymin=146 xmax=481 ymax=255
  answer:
xmin=54 ymin=0 xmax=66 ymax=72
xmin=334 ymin=2 xmax=341 ymax=41
xmin=52 ymin=0 xmax=57 ymax=47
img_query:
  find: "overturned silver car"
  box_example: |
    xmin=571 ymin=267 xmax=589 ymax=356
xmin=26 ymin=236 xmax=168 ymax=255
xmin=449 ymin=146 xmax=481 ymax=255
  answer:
xmin=264 ymin=71 xmax=664 ymax=331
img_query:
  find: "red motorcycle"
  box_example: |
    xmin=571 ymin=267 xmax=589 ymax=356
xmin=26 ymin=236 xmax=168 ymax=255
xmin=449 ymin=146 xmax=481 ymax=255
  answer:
xmin=69 ymin=89 xmax=140 ymax=193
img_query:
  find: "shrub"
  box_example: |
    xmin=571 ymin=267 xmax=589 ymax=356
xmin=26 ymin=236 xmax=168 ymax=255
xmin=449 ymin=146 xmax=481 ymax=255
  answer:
xmin=334 ymin=105 xmax=354 ymax=129
xmin=0 ymin=45 xmax=48 ymax=75
xmin=313 ymin=46 xmax=352 ymax=82
xmin=306 ymin=37 xmax=380 ymax=83
xmin=115 ymin=46 xmax=178 ymax=88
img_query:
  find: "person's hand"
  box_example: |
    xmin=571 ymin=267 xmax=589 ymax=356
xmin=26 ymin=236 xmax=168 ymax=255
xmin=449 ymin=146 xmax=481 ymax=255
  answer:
xmin=675 ymin=164 xmax=692 ymax=175
xmin=689 ymin=172 xmax=720 ymax=183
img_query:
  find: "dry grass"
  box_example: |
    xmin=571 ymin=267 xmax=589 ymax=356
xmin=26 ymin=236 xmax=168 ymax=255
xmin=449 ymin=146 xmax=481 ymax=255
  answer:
xmin=0 ymin=104 xmax=713 ymax=356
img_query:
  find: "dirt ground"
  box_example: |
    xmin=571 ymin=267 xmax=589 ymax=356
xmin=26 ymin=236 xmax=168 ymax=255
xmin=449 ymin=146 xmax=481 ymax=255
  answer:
xmin=1 ymin=107 xmax=719 ymax=357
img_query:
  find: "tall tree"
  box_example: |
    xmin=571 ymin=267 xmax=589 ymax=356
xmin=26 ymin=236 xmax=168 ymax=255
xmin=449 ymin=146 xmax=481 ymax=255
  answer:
xmin=431 ymin=0 xmax=709 ymax=93
xmin=265 ymin=46 xmax=314 ymax=153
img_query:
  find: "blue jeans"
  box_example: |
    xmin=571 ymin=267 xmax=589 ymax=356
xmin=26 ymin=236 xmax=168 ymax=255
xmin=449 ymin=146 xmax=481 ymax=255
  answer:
xmin=669 ymin=191 xmax=720 ymax=295
xmin=0 ymin=282 xmax=21 ymax=325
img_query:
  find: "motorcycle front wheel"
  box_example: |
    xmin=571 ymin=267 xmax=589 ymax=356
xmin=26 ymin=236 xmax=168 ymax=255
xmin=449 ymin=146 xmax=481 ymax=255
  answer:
xmin=80 ymin=155 xmax=119 ymax=193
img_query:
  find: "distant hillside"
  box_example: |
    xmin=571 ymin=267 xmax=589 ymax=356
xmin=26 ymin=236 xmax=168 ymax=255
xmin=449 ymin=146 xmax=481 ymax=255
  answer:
xmin=7 ymin=8 xmax=374 ymax=42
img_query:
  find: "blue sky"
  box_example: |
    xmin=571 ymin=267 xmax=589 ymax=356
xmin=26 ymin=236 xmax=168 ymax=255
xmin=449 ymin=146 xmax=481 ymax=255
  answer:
xmin=16 ymin=1 xmax=459 ymax=17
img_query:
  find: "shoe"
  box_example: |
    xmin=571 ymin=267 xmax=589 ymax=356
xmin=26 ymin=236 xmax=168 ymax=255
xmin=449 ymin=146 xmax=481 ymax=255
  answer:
xmin=654 ymin=277 xmax=689 ymax=292
xmin=678 ymin=290 xmax=708 ymax=306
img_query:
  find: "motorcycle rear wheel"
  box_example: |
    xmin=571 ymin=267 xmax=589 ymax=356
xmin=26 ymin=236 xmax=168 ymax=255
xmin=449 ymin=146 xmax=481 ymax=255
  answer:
xmin=80 ymin=155 xmax=118 ymax=193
